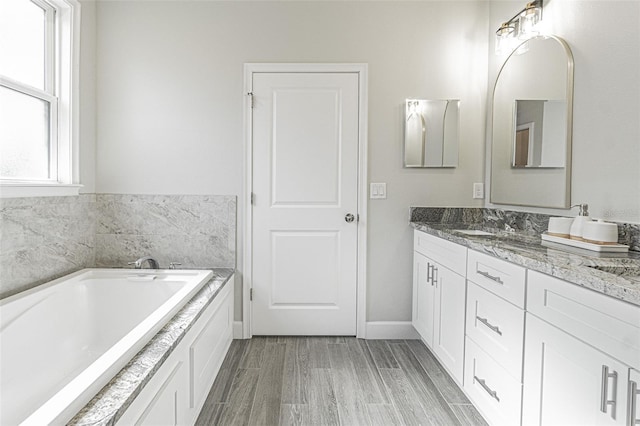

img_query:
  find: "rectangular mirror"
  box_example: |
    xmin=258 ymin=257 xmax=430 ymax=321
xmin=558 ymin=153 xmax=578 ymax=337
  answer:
xmin=404 ymin=99 xmax=459 ymax=168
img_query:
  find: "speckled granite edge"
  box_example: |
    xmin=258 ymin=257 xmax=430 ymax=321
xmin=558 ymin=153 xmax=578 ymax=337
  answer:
xmin=68 ymin=268 xmax=234 ymax=426
xmin=411 ymin=222 xmax=640 ymax=307
xmin=409 ymin=207 xmax=640 ymax=251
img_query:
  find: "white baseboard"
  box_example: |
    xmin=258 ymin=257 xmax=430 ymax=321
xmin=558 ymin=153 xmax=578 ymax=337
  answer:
xmin=365 ymin=321 xmax=420 ymax=339
xmin=233 ymin=321 xmax=244 ymax=339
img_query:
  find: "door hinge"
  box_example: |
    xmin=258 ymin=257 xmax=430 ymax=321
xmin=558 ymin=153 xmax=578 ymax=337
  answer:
xmin=247 ymin=92 xmax=254 ymax=109
xmin=251 ymin=192 xmax=255 ymax=205
xmin=250 ymin=288 xmax=253 ymax=301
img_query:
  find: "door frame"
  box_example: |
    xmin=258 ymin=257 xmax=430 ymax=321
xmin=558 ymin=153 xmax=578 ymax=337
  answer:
xmin=242 ymin=63 xmax=368 ymax=339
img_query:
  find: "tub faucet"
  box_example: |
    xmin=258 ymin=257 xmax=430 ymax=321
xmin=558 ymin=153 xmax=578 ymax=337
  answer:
xmin=128 ymin=256 xmax=160 ymax=269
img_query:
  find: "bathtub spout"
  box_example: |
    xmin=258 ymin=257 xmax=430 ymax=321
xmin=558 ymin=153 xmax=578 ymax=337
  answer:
xmin=128 ymin=256 xmax=160 ymax=269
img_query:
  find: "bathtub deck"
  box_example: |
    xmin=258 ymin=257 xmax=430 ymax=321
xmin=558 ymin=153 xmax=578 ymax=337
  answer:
xmin=196 ymin=337 xmax=486 ymax=426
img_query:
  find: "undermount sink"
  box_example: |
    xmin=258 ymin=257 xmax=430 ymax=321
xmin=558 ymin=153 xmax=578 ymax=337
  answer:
xmin=453 ymin=229 xmax=495 ymax=237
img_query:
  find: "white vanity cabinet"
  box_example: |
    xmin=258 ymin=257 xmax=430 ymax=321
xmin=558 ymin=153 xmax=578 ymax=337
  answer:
xmin=412 ymin=230 xmax=467 ymax=383
xmin=117 ymin=277 xmax=234 ymax=426
xmin=411 ymin=229 xmax=640 ymax=426
xmin=523 ymin=271 xmax=640 ymax=426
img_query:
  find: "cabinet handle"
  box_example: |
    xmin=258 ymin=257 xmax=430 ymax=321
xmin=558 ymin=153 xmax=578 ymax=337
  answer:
xmin=474 ymin=375 xmax=500 ymax=402
xmin=427 ymin=263 xmax=433 ymax=285
xmin=477 ymin=269 xmax=504 ymax=285
xmin=476 ymin=315 xmax=503 ymax=336
xmin=628 ymin=380 xmax=640 ymax=426
xmin=601 ymin=365 xmax=618 ymax=420
xmin=433 ymin=266 xmax=438 ymax=287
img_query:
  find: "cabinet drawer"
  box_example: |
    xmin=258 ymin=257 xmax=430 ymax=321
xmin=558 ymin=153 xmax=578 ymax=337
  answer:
xmin=467 ymin=250 xmax=526 ymax=308
xmin=528 ymin=270 xmax=640 ymax=370
xmin=466 ymin=282 xmax=525 ymax=380
xmin=414 ymin=230 xmax=467 ymax=273
xmin=464 ymin=337 xmax=522 ymax=426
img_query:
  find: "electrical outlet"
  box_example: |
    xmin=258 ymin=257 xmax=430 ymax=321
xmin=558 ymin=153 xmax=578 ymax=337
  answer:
xmin=473 ymin=183 xmax=484 ymax=199
xmin=370 ymin=183 xmax=387 ymax=199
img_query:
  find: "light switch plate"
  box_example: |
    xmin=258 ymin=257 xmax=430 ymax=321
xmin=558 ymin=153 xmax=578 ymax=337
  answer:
xmin=370 ymin=183 xmax=387 ymax=199
xmin=473 ymin=183 xmax=484 ymax=199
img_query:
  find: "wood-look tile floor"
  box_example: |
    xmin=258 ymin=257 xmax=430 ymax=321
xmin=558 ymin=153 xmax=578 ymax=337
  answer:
xmin=196 ymin=337 xmax=487 ymax=426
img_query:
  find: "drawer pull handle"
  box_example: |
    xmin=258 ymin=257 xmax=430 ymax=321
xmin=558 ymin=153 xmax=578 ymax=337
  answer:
xmin=601 ymin=365 xmax=618 ymax=420
xmin=476 ymin=316 xmax=503 ymax=336
xmin=628 ymin=380 xmax=640 ymax=426
xmin=477 ymin=270 xmax=504 ymax=285
xmin=433 ymin=266 xmax=438 ymax=287
xmin=474 ymin=375 xmax=500 ymax=402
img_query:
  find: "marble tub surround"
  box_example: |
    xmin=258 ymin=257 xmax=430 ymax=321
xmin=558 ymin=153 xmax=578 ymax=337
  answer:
xmin=0 ymin=195 xmax=96 ymax=298
xmin=411 ymin=221 xmax=640 ymax=306
xmin=69 ymin=268 xmax=234 ymax=426
xmin=96 ymin=194 xmax=236 ymax=269
xmin=410 ymin=207 xmax=640 ymax=251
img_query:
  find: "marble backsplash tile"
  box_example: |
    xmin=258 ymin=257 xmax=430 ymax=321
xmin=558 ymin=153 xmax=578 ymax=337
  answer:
xmin=0 ymin=195 xmax=96 ymax=298
xmin=1 ymin=193 xmax=237 ymax=299
xmin=95 ymin=194 xmax=236 ymax=269
xmin=410 ymin=207 xmax=640 ymax=251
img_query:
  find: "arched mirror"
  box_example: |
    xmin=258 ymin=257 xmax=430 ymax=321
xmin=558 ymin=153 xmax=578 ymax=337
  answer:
xmin=490 ymin=35 xmax=574 ymax=208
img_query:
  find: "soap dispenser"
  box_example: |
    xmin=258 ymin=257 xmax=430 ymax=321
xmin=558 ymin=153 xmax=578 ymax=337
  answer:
xmin=569 ymin=204 xmax=592 ymax=240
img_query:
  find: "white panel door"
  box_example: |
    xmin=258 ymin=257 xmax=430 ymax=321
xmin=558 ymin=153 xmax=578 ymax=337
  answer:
xmin=251 ymin=72 xmax=359 ymax=335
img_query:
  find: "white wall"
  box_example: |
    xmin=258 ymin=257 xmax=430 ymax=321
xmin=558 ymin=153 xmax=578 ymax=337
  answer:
xmin=79 ymin=0 xmax=96 ymax=193
xmin=486 ymin=0 xmax=640 ymax=223
xmin=94 ymin=1 xmax=489 ymax=322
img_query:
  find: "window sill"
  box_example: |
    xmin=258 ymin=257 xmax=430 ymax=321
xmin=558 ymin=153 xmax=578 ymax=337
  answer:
xmin=0 ymin=183 xmax=83 ymax=198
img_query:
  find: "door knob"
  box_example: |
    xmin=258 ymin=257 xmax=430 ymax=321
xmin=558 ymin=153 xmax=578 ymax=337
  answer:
xmin=345 ymin=213 xmax=355 ymax=223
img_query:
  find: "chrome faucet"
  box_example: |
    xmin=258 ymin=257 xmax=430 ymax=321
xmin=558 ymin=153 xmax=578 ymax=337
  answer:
xmin=128 ymin=256 xmax=160 ymax=269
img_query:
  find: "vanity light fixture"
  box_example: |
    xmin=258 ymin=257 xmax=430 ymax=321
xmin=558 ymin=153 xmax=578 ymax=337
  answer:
xmin=495 ymin=22 xmax=516 ymax=56
xmin=495 ymin=0 xmax=543 ymax=54
xmin=518 ymin=1 xmax=543 ymax=39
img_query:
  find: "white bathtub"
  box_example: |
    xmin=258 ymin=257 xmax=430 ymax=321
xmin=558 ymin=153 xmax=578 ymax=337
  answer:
xmin=0 ymin=268 xmax=213 ymax=426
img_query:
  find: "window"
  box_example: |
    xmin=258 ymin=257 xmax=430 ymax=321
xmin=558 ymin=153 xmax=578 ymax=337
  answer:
xmin=0 ymin=0 xmax=81 ymax=197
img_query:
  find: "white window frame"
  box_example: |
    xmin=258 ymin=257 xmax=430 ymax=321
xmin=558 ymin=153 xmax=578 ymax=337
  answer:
xmin=0 ymin=0 xmax=82 ymax=198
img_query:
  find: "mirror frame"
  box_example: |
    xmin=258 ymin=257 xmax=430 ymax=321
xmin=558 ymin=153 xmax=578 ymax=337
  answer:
xmin=490 ymin=35 xmax=575 ymax=208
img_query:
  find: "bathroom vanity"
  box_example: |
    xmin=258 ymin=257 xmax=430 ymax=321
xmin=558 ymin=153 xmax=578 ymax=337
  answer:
xmin=411 ymin=220 xmax=640 ymax=426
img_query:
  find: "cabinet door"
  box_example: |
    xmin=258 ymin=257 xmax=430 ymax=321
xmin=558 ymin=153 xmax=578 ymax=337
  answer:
xmin=413 ymin=252 xmax=435 ymax=346
xmin=523 ymin=314 xmax=628 ymax=426
xmin=432 ymin=263 xmax=466 ymax=383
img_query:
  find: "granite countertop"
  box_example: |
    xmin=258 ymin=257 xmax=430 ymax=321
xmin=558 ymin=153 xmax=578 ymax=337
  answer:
xmin=411 ymin=222 xmax=640 ymax=307
xmin=69 ymin=268 xmax=235 ymax=426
